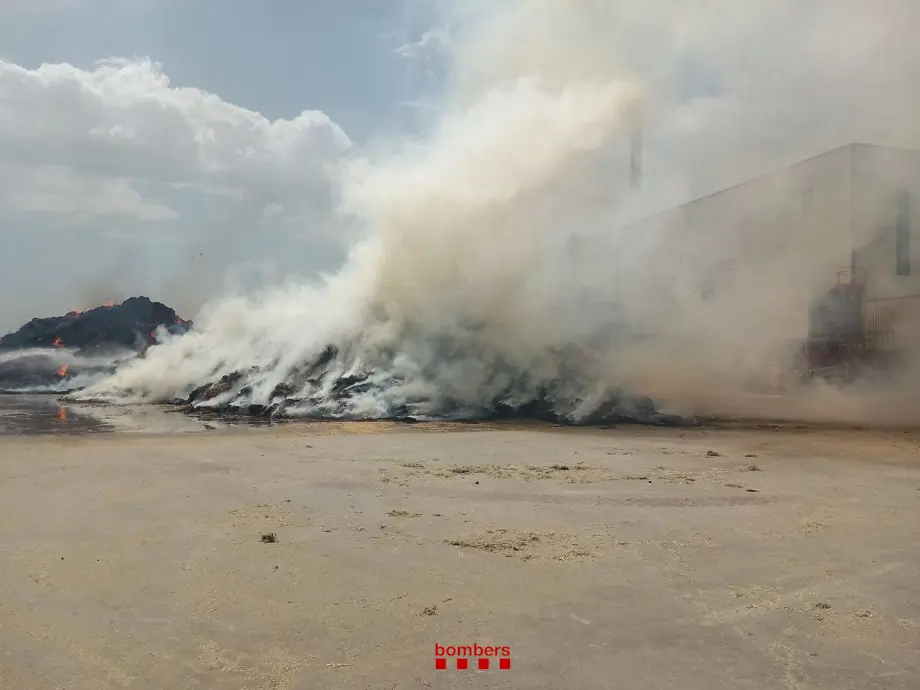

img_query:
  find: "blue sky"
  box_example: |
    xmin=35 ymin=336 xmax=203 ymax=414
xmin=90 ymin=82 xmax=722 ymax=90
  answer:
xmin=1 ymin=0 xmax=434 ymax=134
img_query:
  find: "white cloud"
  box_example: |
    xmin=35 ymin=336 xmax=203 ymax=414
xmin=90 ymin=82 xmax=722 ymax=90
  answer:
xmin=0 ymin=57 xmax=352 ymax=225
xmin=0 ymin=163 xmax=179 ymax=222
xmin=394 ymin=27 xmax=451 ymax=60
xmin=0 ymin=54 xmax=356 ymax=331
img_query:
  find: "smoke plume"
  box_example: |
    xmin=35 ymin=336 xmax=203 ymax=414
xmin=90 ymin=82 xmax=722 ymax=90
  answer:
xmin=76 ymin=0 xmax=920 ymax=425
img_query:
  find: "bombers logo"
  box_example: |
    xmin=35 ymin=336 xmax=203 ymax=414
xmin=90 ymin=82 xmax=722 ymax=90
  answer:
xmin=434 ymin=643 xmax=512 ymax=670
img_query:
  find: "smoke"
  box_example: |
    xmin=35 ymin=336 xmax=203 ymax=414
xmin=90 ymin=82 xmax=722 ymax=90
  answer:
xmin=76 ymin=0 xmax=920 ymax=424
xmin=77 ymin=76 xmax=647 ymax=419
xmin=0 ymin=347 xmax=132 ymax=393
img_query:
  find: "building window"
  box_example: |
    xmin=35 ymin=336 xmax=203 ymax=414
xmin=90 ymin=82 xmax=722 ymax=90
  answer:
xmin=895 ymin=191 xmax=911 ymax=276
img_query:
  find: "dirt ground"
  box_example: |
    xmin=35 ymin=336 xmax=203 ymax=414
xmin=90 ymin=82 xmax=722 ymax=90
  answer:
xmin=1 ymin=421 xmax=919 ymax=689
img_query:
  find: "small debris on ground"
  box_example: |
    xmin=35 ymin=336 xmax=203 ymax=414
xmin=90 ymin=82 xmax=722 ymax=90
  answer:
xmin=387 ymin=510 xmax=422 ymax=518
xmin=421 ymin=605 xmax=438 ymax=616
xmin=260 ymin=532 xmax=277 ymax=543
xmin=706 ymin=450 xmax=722 ymax=457
xmin=745 ymin=453 xmax=758 ymax=458
xmin=745 ymin=464 xmax=762 ymax=472
xmin=813 ymin=602 xmax=832 ymax=610
xmin=550 ymin=464 xmax=571 ymax=471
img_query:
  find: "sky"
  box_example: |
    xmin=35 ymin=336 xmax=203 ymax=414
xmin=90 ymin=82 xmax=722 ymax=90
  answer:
xmin=0 ymin=0 xmax=448 ymax=329
xmin=2 ymin=0 xmax=920 ymax=332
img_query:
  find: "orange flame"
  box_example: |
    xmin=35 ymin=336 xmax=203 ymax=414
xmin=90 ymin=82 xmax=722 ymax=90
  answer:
xmin=57 ymin=364 xmax=68 ymax=377
xmin=53 ymin=336 xmax=62 ymax=347
xmin=58 ymin=407 xmax=67 ymax=423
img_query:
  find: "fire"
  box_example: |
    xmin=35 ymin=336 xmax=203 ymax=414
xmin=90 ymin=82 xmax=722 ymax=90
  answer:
xmin=58 ymin=407 xmax=67 ymax=423
xmin=53 ymin=336 xmax=62 ymax=347
xmin=57 ymin=364 xmax=68 ymax=377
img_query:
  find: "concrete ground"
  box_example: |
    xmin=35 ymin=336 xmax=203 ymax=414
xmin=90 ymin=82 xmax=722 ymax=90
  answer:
xmin=1 ymin=422 xmax=919 ymax=689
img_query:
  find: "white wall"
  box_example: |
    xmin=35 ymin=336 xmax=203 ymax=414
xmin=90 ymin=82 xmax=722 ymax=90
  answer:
xmin=608 ymin=145 xmax=920 ymax=366
xmin=851 ymin=144 xmax=920 ymax=300
xmin=675 ymin=145 xmax=853 ymax=342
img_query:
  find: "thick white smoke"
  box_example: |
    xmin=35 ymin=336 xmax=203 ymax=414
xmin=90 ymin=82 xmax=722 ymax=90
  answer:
xmin=0 ymin=347 xmax=134 ymax=393
xmin=77 ymin=75 xmax=645 ymax=420
xmin=75 ymin=0 xmax=920 ymax=424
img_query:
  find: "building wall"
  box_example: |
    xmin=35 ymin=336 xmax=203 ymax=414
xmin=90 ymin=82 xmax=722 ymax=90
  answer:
xmin=686 ymin=146 xmax=853 ymax=275
xmin=675 ymin=145 xmax=854 ymax=342
xmin=612 ymin=144 xmax=920 ymax=353
xmin=851 ymin=144 xmax=920 ymax=301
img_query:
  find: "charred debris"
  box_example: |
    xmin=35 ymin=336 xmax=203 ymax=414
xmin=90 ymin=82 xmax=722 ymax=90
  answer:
xmin=171 ymin=344 xmax=690 ymax=427
xmin=2 ymin=298 xmax=690 ymax=427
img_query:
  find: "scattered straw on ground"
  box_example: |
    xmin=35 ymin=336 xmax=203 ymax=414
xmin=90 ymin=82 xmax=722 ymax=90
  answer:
xmin=445 ymin=528 xmax=603 ymax=562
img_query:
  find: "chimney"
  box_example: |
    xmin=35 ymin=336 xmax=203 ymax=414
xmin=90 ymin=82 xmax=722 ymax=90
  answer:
xmin=629 ymin=121 xmax=642 ymax=191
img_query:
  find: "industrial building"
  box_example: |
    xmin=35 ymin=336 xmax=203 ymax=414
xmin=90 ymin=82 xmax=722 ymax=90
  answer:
xmin=611 ymin=143 xmax=920 ymax=364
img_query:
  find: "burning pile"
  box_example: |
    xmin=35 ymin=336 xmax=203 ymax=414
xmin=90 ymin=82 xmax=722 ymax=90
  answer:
xmin=0 ymin=297 xmax=192 ymax=354
xmin=0 ymin=297 xmax=192 ymax=392
xmin=129 ymin=341 xmax=688 ymax=427
xmin=65 ymin=66 xmax=689 ymax=427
